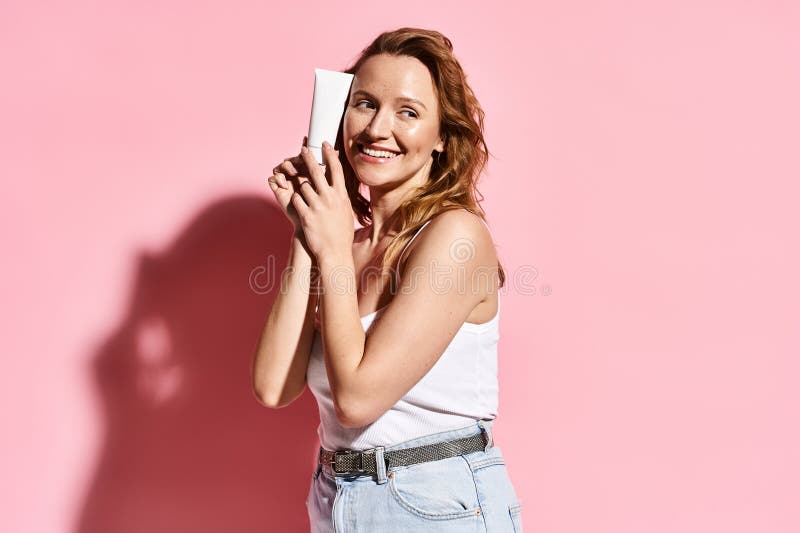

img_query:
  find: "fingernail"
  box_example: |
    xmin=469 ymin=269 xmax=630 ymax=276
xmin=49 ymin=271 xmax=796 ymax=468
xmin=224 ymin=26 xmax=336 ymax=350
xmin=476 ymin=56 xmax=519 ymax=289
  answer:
xmin=322 ymin=141 xmax=331 ymax=149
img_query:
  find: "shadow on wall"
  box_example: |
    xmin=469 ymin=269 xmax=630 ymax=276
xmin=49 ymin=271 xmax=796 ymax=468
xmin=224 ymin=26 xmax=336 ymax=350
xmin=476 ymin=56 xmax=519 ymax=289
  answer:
xmin=74 ymin=195 xmax=320 ymax=533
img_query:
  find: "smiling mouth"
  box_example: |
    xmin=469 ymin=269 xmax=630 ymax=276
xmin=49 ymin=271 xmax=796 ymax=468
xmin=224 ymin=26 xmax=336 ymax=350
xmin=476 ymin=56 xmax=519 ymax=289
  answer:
xmin=358 ymin=144 xmax=401 ymax=159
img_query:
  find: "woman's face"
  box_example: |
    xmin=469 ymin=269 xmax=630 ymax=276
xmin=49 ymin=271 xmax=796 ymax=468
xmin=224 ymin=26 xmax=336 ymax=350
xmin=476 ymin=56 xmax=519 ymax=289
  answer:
xmin=343 ymin=53 xmax=444 ymax=187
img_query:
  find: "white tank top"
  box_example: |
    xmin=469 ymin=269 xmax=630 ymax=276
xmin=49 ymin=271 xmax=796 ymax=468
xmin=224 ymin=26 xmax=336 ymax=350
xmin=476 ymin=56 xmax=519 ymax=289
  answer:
xmin=306 ymin=211 xmax=500 ymax=451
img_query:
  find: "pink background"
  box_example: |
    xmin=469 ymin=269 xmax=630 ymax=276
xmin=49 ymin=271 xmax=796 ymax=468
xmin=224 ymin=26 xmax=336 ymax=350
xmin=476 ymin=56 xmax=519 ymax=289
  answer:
xmin=2 ymin=1 xmax=798 ymax=532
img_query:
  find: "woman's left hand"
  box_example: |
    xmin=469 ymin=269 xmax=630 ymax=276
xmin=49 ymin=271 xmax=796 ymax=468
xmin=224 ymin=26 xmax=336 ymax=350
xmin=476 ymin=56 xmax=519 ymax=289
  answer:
xmin=291 ymin=141 xmax=354 ymax=262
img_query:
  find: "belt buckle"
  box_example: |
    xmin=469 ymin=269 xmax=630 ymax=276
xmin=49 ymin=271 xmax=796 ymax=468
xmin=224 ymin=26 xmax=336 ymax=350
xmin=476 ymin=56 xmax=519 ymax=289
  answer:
xmin=332 ymin=449 xmax=366 ymax=476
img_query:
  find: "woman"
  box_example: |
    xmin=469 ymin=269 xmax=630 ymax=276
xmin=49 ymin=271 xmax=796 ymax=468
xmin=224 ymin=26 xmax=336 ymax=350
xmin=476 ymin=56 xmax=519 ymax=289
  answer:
xmin=254 ymin=27 xmax=523 ymax=532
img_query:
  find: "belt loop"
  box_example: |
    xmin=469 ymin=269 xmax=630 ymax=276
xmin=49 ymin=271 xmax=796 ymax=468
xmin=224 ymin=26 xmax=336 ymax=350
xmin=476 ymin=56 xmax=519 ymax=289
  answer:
xmin=374 ymin=446 xmax=387 ymax=484
xmin=477 ymin=419 xmax=493 ymax=452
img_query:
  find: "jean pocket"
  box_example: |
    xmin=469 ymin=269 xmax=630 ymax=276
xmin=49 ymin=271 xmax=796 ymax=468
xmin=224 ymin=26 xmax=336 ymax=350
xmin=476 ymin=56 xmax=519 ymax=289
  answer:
xmin=387 ymin=455 xmax=482 ymax=520
xmin=508 ymin=501 xmax=523 ymax=532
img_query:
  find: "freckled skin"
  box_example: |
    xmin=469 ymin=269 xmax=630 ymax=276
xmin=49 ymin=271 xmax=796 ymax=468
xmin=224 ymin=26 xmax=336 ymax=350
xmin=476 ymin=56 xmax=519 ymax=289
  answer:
xmin=343 ymin=54 xmax=445 ymax=190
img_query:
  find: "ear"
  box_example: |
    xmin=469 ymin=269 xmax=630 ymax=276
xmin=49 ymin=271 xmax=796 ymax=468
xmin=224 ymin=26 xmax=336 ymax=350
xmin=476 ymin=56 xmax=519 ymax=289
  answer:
xmin=434 ymin=137 xmax=446 ymax=153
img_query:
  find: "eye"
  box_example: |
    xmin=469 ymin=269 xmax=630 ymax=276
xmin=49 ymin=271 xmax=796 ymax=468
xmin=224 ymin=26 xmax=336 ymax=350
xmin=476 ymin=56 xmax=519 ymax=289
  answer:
xmin=354 ymin=100 xmax=374 ymax=109
xmin=401 ymin=109 xmax=418 ymax=118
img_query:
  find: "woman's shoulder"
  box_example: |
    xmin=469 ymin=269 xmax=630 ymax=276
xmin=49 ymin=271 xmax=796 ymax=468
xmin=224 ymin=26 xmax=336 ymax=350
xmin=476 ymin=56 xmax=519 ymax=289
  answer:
xmin=423 ymin=208 xmax=495 ymax=244
xmin=400 ymin=208 xmax=497 ymax=274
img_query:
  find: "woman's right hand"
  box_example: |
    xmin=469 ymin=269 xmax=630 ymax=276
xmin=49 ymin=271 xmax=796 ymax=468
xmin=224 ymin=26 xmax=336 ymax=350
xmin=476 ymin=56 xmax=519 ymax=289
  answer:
xmin=267 ymin=136 xmax=316 ymax=234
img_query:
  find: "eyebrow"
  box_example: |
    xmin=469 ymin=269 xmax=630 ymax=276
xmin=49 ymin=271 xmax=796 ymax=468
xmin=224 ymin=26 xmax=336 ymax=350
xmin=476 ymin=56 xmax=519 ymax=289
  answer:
xmin=351 ymin=89 xmax=428 ymax=111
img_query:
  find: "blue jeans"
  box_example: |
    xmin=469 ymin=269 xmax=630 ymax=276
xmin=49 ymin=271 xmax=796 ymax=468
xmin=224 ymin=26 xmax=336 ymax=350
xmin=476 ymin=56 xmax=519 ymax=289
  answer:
xmin=306 ymin=419 xmax=524 ymax=532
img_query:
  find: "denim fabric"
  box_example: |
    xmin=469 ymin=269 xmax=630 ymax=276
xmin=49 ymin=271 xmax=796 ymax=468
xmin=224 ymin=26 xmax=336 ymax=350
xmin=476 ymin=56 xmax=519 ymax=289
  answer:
xmin=306 ymin=419 xmax=524 ymax=532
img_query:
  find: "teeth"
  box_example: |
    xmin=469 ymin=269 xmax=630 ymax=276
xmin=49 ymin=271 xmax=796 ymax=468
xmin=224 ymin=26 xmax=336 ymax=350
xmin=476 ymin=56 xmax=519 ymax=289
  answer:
xmin=361 ymin=146 xmax=398 ymax=158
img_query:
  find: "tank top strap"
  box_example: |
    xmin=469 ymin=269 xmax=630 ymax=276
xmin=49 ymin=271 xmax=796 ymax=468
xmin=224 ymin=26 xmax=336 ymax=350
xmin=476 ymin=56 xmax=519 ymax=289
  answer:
xmin=396 ymin=208 xmax=495 ymax=279
xmin=397 ymin=219 xmax=434 ymax=267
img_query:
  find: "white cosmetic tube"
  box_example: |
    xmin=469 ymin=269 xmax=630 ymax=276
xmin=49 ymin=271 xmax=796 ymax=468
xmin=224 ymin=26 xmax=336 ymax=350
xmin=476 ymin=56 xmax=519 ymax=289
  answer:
xmin=307 ymin=68 xmax=354 ymax=166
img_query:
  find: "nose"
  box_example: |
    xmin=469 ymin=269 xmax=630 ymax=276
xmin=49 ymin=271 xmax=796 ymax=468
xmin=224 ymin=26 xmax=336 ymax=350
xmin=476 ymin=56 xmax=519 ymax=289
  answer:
xmin=365 ymin=107 xmax=393 ymax=139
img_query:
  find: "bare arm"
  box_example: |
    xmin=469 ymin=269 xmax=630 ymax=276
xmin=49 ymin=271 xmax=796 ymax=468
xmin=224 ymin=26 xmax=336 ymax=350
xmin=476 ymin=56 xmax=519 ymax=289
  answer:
xmin=251 ymin=230 xmax=319 ymax=408
xmin=318 ymin=210 xmax=498 ymax=427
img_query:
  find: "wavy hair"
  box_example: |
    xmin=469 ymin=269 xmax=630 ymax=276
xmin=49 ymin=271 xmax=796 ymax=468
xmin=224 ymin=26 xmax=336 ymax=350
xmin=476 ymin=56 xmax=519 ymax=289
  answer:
xmin=334 ymin=27 xmax=506 ymax=290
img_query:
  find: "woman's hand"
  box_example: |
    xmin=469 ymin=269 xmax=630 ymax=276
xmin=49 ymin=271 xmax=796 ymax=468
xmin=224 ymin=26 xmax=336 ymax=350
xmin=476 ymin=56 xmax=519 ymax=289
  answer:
xmin=267 ymin=136 xmax=314 ymax=234
xmin=289 ymin=140 xmax=354 ymax=262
